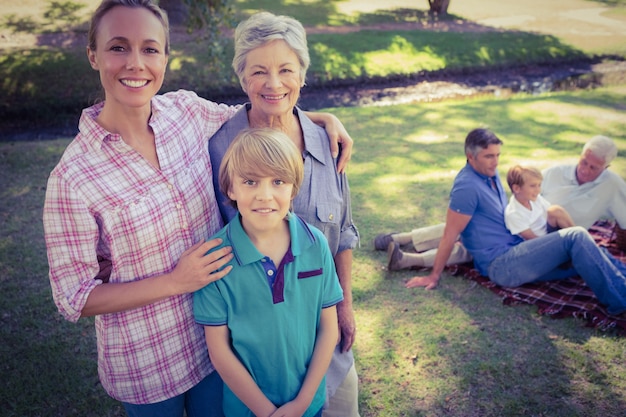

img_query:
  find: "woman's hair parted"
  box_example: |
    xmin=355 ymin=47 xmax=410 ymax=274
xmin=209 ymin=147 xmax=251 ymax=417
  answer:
xmin=219 ymin=128 xmax=304 ymax=209
xmin=87 ymin=0 xmax=170 ymax=54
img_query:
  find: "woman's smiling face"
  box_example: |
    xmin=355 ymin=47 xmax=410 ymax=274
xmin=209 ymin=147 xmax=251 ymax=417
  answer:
xmin=242 ymin=39 xmax=303 ymax=118
xmin=87 ymin=6 xmax=168 ymax=110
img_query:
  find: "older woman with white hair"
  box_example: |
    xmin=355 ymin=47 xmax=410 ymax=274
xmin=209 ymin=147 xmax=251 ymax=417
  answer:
xmin=208 ymin=11 xmax=360 ymax=417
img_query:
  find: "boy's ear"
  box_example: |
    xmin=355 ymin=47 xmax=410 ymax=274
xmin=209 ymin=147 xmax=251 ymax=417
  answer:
xmin=227 ymin=188 xmax=237 ymax=202
xmin=511 ymin=184 xmax=521 ymax=194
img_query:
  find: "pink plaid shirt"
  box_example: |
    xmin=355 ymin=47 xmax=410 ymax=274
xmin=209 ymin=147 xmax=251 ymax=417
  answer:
xmin=43 ymin=90 xmax=237 ymax=404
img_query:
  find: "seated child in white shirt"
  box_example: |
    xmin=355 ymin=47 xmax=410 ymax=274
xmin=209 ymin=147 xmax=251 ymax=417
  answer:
xmin=505 ymin=165 xmax=574 ymax=240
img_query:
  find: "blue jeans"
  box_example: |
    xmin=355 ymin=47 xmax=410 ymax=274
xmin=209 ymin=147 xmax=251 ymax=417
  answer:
xmin=488 ymin=226 xmax=626 ymax=315
xmin=123 ymin=371 xmax=224 ymax=417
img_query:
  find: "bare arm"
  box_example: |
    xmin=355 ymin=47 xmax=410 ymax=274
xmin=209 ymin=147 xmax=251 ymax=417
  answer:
xmin=272 ymin=306 xmax=339 ymax=417
xmin=205 ymin=325 xmax=277 ymax=417
xmin=304 ymin=111 xmax=353 ymax=174
xmin=405 ymin=209 xmax=471 ymax=290
xmin=334 ymin=249 xmax=356 ymax=352
xmin=81 ymin=240 xmax=233 ymax=317
xmin=518 ymin=229 xmax=538 ymax=240
xmin=546 ymin=204 xmax=575 ymax=229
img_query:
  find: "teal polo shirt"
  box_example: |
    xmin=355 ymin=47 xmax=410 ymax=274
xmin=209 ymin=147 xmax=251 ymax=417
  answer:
xmin=193 ymin=213 xmax=343 ymax=417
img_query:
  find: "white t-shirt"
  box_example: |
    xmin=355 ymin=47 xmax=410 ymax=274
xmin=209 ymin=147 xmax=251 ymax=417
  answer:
xmin=505 ymin=194 xmax=551 ymax=237
xmin=542 ymin=165 xmax=626 ymax=229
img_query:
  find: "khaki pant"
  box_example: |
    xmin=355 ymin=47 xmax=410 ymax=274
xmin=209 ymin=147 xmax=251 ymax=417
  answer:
xmin=408 ymin=223 xmax=472 ymax=266
xmin=323 ymin=363 xmax=360 ymax=417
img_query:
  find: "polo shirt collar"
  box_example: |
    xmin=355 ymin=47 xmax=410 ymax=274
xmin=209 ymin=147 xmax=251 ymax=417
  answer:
xmin=226 ymin=212 xmax=316 ymax=267
xmin=466 ymin=161 xmax=499 ymax=186
xmin=564 ymin=165 xmax=578 ymax=184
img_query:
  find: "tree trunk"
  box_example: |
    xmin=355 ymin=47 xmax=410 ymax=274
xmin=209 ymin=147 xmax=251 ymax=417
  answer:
xmin=428 ymin=0 xmax=450 ymax=16
xmin=159 ymin=0 xmax=189 ymax=26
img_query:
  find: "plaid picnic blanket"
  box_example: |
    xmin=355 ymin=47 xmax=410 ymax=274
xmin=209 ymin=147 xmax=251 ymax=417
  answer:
xmin=446 ymin=220 xmax=626 ymax=334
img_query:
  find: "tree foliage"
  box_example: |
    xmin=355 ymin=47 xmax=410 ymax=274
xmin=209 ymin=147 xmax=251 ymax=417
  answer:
xmin=181 ymin=0 xmax=235 ymax=40
xmin=159 ymin=0 xmax=234 ymax=39
xmin=158 ymin=0 xmax=188 ymax=25
xmin=158 ymin=0 xmax=236 ymax=87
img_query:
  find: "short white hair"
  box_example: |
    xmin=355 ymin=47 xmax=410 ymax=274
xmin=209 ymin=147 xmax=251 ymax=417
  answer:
xmin=232 ymin=11 xmax=309 ymax=92
xmin=582 ymin=135 xmax=617 ymax=166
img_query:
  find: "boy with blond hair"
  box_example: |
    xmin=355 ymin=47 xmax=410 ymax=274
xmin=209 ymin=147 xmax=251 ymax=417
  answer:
xmin=194 ymin=128 xmax=342 ymax=417
xmin=505 ymin=165 xmax=574 ymax=240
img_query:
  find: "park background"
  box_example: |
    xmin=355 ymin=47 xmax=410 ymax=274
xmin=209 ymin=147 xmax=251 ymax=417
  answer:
xmin=1 ymin=0 xmax=626 ymax=416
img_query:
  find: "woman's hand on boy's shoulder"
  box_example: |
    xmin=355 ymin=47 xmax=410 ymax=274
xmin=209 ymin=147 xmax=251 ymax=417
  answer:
xmin=168 ymin=239 xmax=233 ymax=294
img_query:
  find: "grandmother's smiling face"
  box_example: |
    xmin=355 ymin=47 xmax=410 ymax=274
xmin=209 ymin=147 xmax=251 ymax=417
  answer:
xmin=242 ymin=39 xmax=303 ymax=118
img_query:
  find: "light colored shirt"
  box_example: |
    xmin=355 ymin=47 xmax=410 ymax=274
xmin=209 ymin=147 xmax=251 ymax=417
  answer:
xmin=542 ymin=164 xmax=626 ymax=229
xmin=43 ymin=90 xmax=237 ymax=404
xmin=194 ymin=213 xmax=343 ymax=417
xmin=505 ymin=194 xmax=551 ymax=237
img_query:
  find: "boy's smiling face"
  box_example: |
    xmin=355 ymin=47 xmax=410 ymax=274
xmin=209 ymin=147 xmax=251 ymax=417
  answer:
xmin=513 ymin=175 xmax=542 ymax=204
xmin=228 ymin=174 xmax=294 ymax=235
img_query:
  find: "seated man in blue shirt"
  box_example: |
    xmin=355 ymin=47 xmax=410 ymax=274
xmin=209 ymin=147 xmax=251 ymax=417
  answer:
xmin=404 ymin=128 xmax=626 ymax=317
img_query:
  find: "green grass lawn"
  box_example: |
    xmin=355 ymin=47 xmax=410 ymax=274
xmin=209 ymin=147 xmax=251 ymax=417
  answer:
xmin=2 ymin=1 xmax=626 ymax=415
xmin=334 ymin=86 xmax=626 ymax=416
xmin=2 ymin=85 xmax=626 ymax=417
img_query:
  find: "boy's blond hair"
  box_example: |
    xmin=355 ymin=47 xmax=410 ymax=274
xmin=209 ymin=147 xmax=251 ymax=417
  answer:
xmin=506 ymin=165 xmax=543 ymax=192
xmin=218 ymin=128 xmax=304 ymax=209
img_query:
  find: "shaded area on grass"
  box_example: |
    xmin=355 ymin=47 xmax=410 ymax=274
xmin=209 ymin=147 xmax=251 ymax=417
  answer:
xmin=0 ymin=140 xmax=123 ymax=416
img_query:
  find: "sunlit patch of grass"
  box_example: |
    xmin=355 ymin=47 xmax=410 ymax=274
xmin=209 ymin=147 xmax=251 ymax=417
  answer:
xmin=404 ymin=131 xmax=450 ymax=144
xmin=362 ymin=36 xmax=447 ymax=76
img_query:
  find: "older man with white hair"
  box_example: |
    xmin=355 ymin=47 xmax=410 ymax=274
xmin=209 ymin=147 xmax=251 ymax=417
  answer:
xmin=542 ymin=135 xmax=626 ymax=229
